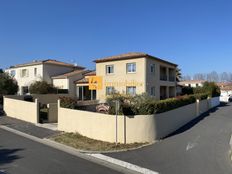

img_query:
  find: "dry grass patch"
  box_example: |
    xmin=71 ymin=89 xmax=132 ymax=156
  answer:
xmin=51 ymin=133 xmax=147 ymax=152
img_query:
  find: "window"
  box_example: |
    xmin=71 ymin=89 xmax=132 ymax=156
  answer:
xmin=106 ymin=87 xmax=115 ymax=95
xmin=150 ymin=64 xmax=155 ymax=73
xmin=127 ymin=63 xmax=136 ymax=73
xmin=151 ymin=87 xmax=155 ymax=96
xmin=10 ymin=70 xmax=16 ymax=77
xmin=21 ymin=69 xmax=28 ymax=77
xmin=106 ymin=65 xmax=114 ymax=74
xmin=34 ymin=68 xmax=37 ymax=76
xmin=196 ymin=83 xmax=199 ymax=87
xmin=126 ymin=86 xmax=136 ymax=95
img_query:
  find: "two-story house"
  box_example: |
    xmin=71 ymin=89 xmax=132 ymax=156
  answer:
xmin=93 ymin=52 xmax=177 ymax=102
xmin=5 ymin=59 xmax=85 ymax=95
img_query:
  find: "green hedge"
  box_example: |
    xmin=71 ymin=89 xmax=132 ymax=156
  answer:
xmin=59 ymin=96 xmax=77 ymax=109
xmin=107 ymin=93 xmax=209 ymax=115
xmin=193 ymin=82 xmax=220 ymax=97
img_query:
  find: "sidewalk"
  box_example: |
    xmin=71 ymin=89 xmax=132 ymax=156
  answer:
xmin=0 ymin=116 xmax=60 ymax=138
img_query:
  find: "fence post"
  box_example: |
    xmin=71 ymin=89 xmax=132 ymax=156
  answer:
xmin=196 ymin=99 xmax=200 ymax=116
xmin=35 ymin=98 xmax=39 ymax=123
xmin=207 ymin=97 xmax=211 ymax=109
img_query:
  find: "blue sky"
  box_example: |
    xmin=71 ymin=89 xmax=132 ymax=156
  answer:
xmin=0 ymin=0 xmax=232 ymax=76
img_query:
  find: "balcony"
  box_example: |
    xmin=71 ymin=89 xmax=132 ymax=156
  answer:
xmin=160 ymin=75 xmax=167 ymax=81
xmin=169 ymin=76 xmax=175 ymax=82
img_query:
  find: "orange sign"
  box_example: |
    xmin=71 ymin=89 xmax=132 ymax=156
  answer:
xmin=88 ymin=76 xmax=103 ymax=90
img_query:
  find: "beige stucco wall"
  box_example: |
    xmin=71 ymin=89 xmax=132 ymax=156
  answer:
xmin=146 ymin=57 xmax=176 ymax=100
xmin=42 ymin=64 xmax=74 ymax=84
xmin=47 ymin=103 xmax=58 ymax=123
xmin=96 ymin=57 xmax=177 ymax=102
xmin=199 ymin=99 xmax=209 ymax=114
xmin=58 ymin=104 xmax=125 ymax=143
xmin=53 ymin=73 xmax=84 ymax=97
xmin=53 ymin=79 xmax=68 ymax=89
xmin=3 ymin=97 xmax=39 ymax=124
xmin=58 ymin=98 xmax=219 ymax=143
xmin=96 ymin=58 xmax=146 ymax=102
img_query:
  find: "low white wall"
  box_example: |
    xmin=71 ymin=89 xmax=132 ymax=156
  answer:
xmin=153 ymin=103 xmax=197 ymax=140
xmin=210 ymin=97 xmax=220 ymax=108
xmin=58 ymin=98 xmax=218 ymax=143
xmin=3 ymin=97 xmax=39 ymax=124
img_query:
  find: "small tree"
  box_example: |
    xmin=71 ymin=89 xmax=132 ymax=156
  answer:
xmin=0 ymin=71 xmax=19 ymax=104
xmin=29 ymin=81 xmax=57 ymax=94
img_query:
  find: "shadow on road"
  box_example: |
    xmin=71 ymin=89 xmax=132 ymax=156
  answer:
xmin=0 ymin=147 xmax=23 ymax=165
xmin=164 ymin=102 xmax=230 ymax=139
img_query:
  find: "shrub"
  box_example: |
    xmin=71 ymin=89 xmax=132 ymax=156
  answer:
xmin=193 ymin=82 xmax=220 ymax=97
xmin=59 ymin=96 xmax=77 ymax=109
xmin=29 ymin=81 xmax=57 ymax=94
xmin=106 ymin=93 xmax=132 ymax=115
xmin=154 ymin=95 xmax=196 ymax=114
xmin=181 ymin=86 xmax=194 ymax=95
xmin=0 ymin=72 xmax=18 ymax=95
xmin=193 ymin=93 xmax=208 ymax=100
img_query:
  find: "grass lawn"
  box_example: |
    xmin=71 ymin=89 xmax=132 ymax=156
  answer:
xmin=51 ymin=133 xmax=147 ymax=152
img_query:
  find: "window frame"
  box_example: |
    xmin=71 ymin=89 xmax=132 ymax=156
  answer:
xmin=106 ymin=86 xmax=115 ymax=95
xmin=151 ymin=86 xmax=155 ymax=96
xmin=126 ymin=86 xmax=136 ymax=95
xmin=126 ymin=63 xmax=136 ymax=73
xmin=106 ymin=65 xmax=114 ymax=75
xmin=150 ymin=64 xmax=155 ymax=73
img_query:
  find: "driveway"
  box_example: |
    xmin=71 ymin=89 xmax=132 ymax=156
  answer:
xmin=107 ymin=103 xmax=232 ymax=174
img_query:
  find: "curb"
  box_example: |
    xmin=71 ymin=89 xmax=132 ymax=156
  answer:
xmin=0 ymin=125 xmax=159 ymax=174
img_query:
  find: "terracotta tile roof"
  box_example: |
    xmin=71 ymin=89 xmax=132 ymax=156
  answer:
xmin=178 ymin=80 xmax=206 ymax=85
xmin=75 ymin=71 xmax=96 ymax=84
xmin=52 ymin=69 xmax=90 ymax=79
xmin=220 ymin=86 xmax=232 ymax=91
xmin=217 ymin=82 xmax=232 ymax=87
xmin=9 ymin=59 xmax=85 ymax=69
xmin=93 ymin=52 xmax=177 ymax=66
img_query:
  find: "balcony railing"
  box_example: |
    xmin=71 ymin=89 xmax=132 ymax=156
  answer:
xmin=169 ymin=76 xmax=175 ymax=82
xmin=160 ymin=75 xmax=167 ymax=81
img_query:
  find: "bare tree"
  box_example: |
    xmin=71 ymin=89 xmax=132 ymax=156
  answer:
xmin=182 ymin=75 xmax=191 ymax=81
xmin=193 ymin=73 xmax=206 ymax=80
xmin=220 ymin=72 xmax=229 ymax=82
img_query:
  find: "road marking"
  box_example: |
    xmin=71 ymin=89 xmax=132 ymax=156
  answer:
xmin=88 ymin=154 xmax=159 ymax=174
xmin=186 ymin=136 xmax=200 ymax=151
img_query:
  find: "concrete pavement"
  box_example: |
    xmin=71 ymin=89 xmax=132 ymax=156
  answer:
xmin=107 ymin=103 xmax=232 ymax=174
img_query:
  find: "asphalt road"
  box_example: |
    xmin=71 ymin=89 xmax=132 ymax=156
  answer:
xmin=0 ymin=128 xmax=121 ymax=174
xmin=108 ymin=103 xmax=232 ymax=174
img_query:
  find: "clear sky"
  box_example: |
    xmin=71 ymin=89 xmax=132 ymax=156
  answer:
xmin=0 ymin=0 xmax=232 ymax=76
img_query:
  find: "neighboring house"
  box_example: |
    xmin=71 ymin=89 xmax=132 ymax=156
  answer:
xmin=5 ymin=59 xmax=85 ymax=95
xmin=217 ymin=82 xmax=232 ymax=102
xmin=75 ymin=71 xmax=97 ymax=100
xmin=52 ymin=69 xmax=91 ymax=97
xmin=93 ymin=52 xmax=177 ymax=102
xmin=5 ymin=52 xmax=178 ymax=102
xmin=217 ymin=82 xmax=232 ymax=96
xmin=178 ymin=80 xmax=205 ymax=88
